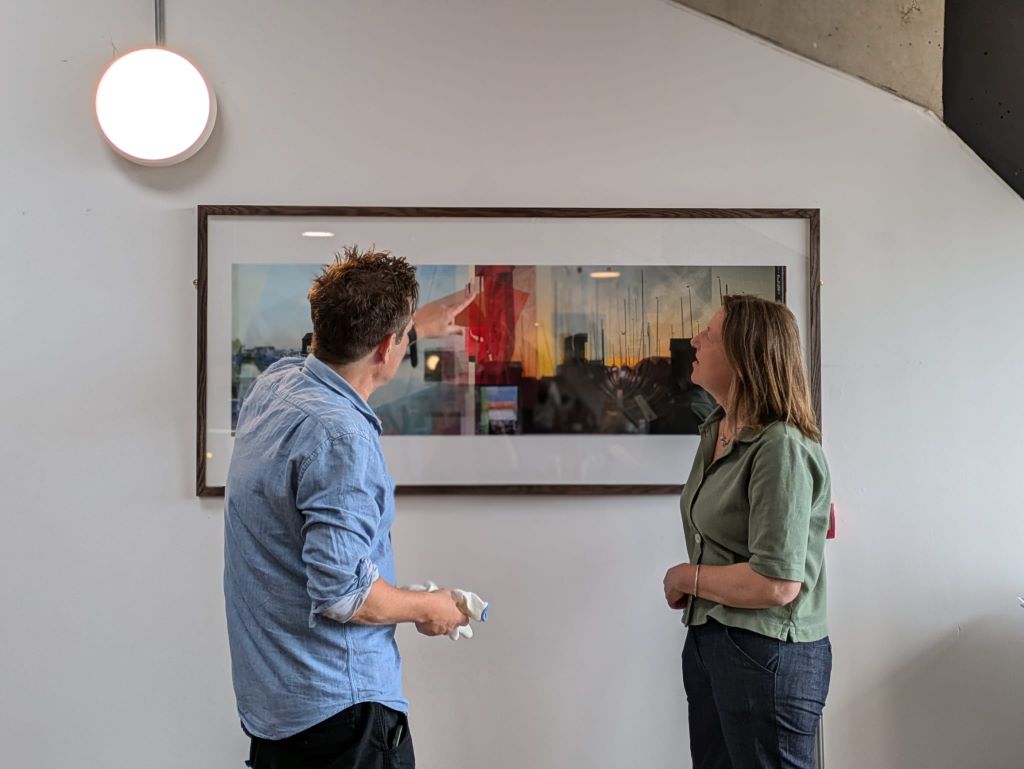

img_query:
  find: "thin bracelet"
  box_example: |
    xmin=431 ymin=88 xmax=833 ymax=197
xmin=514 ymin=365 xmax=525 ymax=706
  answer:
xmin=692 ymin=564 xmax=701 ymax=599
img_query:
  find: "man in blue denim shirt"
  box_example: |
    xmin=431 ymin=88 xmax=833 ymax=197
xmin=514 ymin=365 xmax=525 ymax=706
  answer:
xmin=224 ymin=247 xmax=469 ymax=769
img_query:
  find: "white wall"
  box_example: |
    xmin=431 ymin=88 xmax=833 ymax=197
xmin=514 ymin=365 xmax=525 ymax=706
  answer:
xmin=3 ymin=1 xmax=1023 ymax=768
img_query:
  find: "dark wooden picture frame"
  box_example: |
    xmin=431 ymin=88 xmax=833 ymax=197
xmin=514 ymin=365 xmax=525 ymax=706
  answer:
xmin=197 ymin=206 xmax=820 ymax=497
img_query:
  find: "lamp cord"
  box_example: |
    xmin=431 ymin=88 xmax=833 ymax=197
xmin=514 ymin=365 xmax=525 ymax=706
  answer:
xmin=155 ymin=0 xmax=165 ymax=45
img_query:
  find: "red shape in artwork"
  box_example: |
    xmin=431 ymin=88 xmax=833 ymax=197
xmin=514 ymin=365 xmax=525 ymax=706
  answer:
xmin=459 ymin=266 xmax=530 ymax=367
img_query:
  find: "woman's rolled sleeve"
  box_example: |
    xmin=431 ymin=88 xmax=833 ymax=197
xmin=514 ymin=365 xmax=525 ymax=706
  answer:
xmin=746 ymin=432 xmax=815 ymax=583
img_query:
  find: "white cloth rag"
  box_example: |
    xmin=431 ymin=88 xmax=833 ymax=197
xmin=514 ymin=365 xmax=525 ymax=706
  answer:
xmin=406 ymin=580 xmax=489 ymax=640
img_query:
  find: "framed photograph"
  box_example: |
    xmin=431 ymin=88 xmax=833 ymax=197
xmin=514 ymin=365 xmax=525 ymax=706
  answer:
xmin=197 ymin=207 xmax=820 ymax=496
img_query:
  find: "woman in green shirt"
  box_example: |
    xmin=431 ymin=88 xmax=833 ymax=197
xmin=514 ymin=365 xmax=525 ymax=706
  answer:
xmin=663 ymin=295 xmax=832 ymax=769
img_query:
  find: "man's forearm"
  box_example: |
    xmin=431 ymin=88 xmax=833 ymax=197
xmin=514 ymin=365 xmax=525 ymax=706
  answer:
xmin=348 ymin=578 xmax=432 ymax=626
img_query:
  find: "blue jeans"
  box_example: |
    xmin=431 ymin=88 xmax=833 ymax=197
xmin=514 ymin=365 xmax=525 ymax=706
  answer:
xmin=683 ymin=619 xmax=831 ymax=769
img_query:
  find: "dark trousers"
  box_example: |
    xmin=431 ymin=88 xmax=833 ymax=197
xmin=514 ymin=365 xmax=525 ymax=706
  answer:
xmin=245 ymin=702 xmax=414 ymax=769
xmin=683 ymin=619 xmax=831 ymax=769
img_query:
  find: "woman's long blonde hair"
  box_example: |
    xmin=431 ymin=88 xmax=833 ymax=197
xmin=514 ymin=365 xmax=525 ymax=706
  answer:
xmin=720 ymin=294 xmax=820 ymax=441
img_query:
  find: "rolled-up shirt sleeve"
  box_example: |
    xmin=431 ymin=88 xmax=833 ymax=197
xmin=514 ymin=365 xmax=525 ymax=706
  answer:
xmin=296 ymin=432 xmax=382 ymax=626
xmin=746 ymin=433 xmax=815 ymax=583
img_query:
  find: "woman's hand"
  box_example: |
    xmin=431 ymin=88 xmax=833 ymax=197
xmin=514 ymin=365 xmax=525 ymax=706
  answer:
xmin=663 ymin=563 xmax=693 ymax=610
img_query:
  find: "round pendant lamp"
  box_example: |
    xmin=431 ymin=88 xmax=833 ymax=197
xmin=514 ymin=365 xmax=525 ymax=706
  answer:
xmin=95 ymin=2 xmax=216 ymax=166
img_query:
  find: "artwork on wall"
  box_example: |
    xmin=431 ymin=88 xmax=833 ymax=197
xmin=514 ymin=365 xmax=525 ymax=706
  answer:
xmin=232 ymin=262 xmax=782 ymax=434
xmin=198 ymin=207 xmax=820 ymax=495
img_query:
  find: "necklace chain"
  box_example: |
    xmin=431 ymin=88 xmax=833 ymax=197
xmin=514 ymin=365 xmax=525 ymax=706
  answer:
xmin=718 ymin=420 xmax=740 ymax=448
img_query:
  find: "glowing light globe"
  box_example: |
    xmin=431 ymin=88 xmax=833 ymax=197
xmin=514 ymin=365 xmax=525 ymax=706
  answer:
xmin=95 ymin=48 xmax=217 ymax=166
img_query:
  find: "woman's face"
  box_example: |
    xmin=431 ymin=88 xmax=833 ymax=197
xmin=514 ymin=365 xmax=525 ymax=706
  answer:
xmin=690 ymin=308 xmax=734 ymax=400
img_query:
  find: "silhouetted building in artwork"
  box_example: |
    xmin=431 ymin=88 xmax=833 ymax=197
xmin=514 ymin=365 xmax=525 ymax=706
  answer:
xmin=562 ymin=332 xmax=589 ymax=364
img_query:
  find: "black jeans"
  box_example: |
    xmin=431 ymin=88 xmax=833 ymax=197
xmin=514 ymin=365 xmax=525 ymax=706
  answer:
xmin=683 ymin=619 xmax=831 ymax=769
xmin=244 ymin=702 xmax=414 ymax=769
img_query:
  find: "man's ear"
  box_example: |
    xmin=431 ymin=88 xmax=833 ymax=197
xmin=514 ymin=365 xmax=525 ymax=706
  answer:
xmin=375 ymin=333 xmax=397 ymax=364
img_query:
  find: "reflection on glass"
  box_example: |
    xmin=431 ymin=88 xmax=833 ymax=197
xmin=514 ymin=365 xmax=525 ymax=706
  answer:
xmin=231 ymin=263 xmax=783 ymax=436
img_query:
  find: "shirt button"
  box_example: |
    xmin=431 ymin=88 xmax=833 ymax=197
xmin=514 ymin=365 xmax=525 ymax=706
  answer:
xmin=694 ymin=533 xmax=702 ymax=544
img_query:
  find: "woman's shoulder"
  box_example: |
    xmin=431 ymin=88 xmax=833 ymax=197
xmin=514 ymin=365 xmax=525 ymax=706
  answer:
xmin=756 ymin=418 xmax=814 ymax=438
xmin=755 ymin=420 xmax=824 ymax=456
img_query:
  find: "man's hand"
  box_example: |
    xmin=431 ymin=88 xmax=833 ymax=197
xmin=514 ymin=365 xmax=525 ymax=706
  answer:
xmin=663 ymin=563 xmax=692 ymax=610
xmin=412 ymin=284 xmax=479 ymax=339
xmin=415 ymin=589 xmax=470 ymax=637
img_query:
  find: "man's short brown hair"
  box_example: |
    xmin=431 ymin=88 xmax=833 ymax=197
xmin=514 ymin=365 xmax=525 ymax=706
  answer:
xmin=307 ymin=245 xmax=419 ymax=365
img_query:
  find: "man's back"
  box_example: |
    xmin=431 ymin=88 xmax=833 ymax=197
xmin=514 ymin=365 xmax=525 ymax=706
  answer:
xmin=224 ymin=356 xmax=407 ymax=740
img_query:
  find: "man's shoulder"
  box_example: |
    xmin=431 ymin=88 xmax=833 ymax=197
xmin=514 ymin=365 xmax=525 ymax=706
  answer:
xmin=264 ymin=356 xmax=304 ymax=376
xmin=284 ymin=387 xmax=377 ymax=448
xmin=247 ymin=357 xmax=304 ymax=398
xmin=247 ymin=360 xmax=374 ymax=440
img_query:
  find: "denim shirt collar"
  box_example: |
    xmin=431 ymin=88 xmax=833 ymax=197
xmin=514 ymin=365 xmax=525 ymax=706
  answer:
xmin=302 ymin=354 xmax=383 ymax=434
